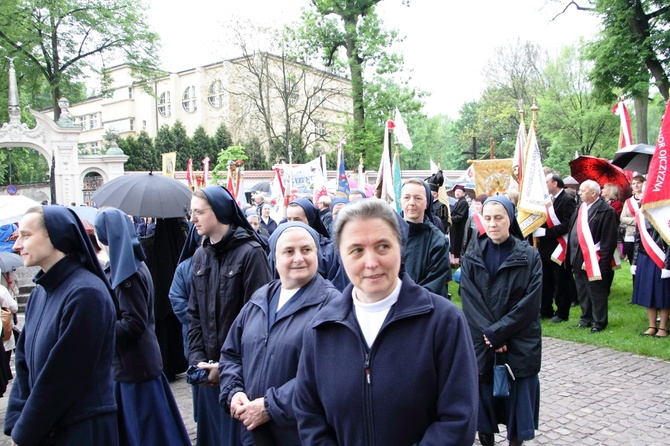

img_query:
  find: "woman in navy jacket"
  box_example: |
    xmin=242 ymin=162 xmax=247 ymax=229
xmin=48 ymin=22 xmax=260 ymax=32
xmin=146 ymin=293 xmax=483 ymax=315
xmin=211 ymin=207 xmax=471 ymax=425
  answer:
xmin=219 ymin=222 xmax=339 ymax=445
xmin=5 ymin=206 xmax=118 ymax=446
xmin=294 ymin=199 xmax=478 ymax=446
xmin=95 ymin=208 xmax=190 ymax=446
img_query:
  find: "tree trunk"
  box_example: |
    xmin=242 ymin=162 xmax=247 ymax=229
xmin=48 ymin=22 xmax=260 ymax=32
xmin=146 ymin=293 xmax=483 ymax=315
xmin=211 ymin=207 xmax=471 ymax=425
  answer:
xmin=634 ymin=96 xmax=648 ymax=144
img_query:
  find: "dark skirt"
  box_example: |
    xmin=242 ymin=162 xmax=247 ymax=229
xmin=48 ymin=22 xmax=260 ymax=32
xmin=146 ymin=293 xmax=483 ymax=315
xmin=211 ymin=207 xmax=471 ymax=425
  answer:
xmin=46 ymin=412 xmax=118 ymax=445
xmin=115 ymin=374 xmax=190 ymax=446
xmin=477 ymin=374 xmax=540 ymax=441
xmin=632 ymin=253 xmax=670 ymax=309
xmin=196 ymin=385 xmax=241 ymax=446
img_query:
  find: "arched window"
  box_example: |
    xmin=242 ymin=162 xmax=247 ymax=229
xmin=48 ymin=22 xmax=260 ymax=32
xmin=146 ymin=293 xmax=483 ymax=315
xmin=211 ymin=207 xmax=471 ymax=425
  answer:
xmin=158 ymin=92 xmax=172 ymax=117
xmin=208 ymin=80 xmax=225 ymax=108
xmin=182 ymin=86 xmax=198 ymax=113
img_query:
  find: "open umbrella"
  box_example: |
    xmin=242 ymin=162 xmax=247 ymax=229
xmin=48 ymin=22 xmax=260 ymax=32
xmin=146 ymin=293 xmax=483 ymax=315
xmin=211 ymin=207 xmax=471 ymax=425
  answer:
xmin=250 ymin=181 xmax=272 ymax=193
xmin=0 ymin=252 xmax=23 ymax=271
xmin=569 ymin=156 xmax=632 ymax=200
xmin=611 ymin=143 xmax=655 ymax=174
xmin=0 ymin=195 xmax=40 ymax=226
xmin=67 ymin=205 xmax=99 ymax=223
xmin=91 ymin=173 xmax=192 ymax=218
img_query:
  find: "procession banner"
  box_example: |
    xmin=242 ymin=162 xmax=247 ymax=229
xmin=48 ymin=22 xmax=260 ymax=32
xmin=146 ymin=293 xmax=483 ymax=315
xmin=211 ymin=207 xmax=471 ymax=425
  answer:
xmin=375 ymin=119 xmax=395 ymax=204
xmin=517 ymin=123 xmax=550 ymax=238
xmin=471 ymin=158 xmax=513 ymax=197
xmin=394 ymin=108 xmax=413 ymax=150
xmin=642 ymin=100 xmax=670 ymax=244
xmin=613 ymin=100 xmax=633 ymax=149
xmin=162 ymin=152 xmax=176 ymax=178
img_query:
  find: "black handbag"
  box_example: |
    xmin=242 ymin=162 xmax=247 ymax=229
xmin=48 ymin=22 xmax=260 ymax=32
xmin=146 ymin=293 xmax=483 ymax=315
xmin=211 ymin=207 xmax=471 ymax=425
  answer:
xmin=493 ymin=353 xmax=514 ymax=398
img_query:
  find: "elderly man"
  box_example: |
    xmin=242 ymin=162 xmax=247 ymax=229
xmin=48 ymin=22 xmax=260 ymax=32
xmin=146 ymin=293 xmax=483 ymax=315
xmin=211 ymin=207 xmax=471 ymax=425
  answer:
xmin=532 ymin=173 xmax=577 ymax=323
xmin=400 ymin=179 xmax=451 ymax=297
xmin=317 ymin=195 xmax=333 ymax=229
xmin=567 ymin=180 xmax=618 ymax=333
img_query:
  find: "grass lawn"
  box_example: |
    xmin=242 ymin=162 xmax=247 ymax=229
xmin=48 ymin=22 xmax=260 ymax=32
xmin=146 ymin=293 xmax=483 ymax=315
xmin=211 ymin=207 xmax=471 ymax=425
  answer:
xmin=449 ymin=260 xmax=670 ymax=362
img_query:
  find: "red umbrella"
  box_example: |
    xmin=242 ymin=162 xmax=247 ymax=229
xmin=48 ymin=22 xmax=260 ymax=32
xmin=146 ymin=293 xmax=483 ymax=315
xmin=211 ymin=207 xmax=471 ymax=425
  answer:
xmin=569 ymin=156 xmax=632 ymax=200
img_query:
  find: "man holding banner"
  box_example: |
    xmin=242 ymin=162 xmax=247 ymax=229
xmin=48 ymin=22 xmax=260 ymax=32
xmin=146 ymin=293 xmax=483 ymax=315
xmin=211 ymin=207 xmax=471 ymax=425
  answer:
xmin=567 ymin=180 xmax=618 ymax=333
xmin=532 ymin=173 xmax=577 ymax=323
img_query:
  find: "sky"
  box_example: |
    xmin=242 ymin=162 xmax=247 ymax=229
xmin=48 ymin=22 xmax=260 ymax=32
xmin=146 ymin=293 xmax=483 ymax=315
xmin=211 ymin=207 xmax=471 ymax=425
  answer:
xmin=147 ymin=0 xmax=601 ymax=118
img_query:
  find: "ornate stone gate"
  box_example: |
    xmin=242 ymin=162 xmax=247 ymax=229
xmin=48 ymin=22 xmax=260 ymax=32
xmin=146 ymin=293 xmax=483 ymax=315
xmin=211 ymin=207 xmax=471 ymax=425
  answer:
xmin=0 ymin=60 xmax=127 ymax=204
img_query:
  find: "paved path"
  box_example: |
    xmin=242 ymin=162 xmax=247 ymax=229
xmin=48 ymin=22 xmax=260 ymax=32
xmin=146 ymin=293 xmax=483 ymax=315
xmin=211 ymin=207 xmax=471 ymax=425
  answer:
xmin=0 ymin=337 xmax=667 ymax=445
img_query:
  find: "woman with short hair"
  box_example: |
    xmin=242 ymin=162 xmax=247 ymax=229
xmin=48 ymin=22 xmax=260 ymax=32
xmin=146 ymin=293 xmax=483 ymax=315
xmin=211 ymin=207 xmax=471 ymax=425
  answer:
xmin=294 ymin=199 xmax=478 ymax=445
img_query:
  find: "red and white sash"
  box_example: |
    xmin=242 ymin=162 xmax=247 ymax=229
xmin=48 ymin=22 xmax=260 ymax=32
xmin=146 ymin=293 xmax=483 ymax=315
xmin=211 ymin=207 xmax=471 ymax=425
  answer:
xmin=625 ymin=196 xmax=640 ymax=216
xmin=636 ymin=211 xmax=666 ymax=269
xmin=472 ymin=212 xmax=486 ymax=236
xmin=577 ymin=202 xmax=602 ymax=281
xmin=547 ymin=203 xmax=568 ymax=265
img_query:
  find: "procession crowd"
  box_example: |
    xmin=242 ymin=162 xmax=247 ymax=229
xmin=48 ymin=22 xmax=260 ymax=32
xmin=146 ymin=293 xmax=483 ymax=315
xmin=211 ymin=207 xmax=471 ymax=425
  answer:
xmin=0 ymin=168 xmax=660 ymax=446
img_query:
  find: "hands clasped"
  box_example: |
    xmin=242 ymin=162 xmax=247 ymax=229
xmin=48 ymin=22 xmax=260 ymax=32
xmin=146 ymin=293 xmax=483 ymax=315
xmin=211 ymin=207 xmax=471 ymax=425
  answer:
xmin=230 ymin=392 xmax=271 ymax=430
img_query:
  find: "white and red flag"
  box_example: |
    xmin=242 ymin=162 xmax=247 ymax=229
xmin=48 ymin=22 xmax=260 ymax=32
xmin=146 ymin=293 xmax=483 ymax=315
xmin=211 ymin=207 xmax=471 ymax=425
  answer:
xmin=612 ymin=100 xmax=633 ymax=149
xmin=375 ymin=119 xmax=396 ymax=204
xmin=186 ymin=158 xmax=194 ymax=189
xmin=202 ymin=156 xmax=210 ymax=187
xmin=642 ymin=100 xmax=670 ymax=244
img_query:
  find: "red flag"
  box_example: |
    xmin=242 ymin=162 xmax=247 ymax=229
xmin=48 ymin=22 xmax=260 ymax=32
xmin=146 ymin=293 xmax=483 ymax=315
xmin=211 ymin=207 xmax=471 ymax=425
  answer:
xmin=186 ymin=158 xmax=193 ymax=189
xmin=642 ymin=100 xmax=670 ymax=244
xmin=612 ymin=100 xmax=633 ymax=149
xmin=227 ymin=165 xmax=235 ymax=199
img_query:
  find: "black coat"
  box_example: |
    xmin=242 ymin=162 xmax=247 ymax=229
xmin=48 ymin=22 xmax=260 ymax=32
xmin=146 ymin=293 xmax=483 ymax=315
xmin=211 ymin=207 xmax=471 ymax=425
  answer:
xmin=109 ymin=263 xmax=164 ymax=383
xmin=537 ymin=189 xmax=576 ymax=261
xmin=460 ymin=235 xmax=542 ymax=379
xmin=450 ymin=197 xmax=470 ymax=257
xmin=567 ymin=199 xmax=618 ymax=273
xmin=632 ymin=218 xmax=670 ymax=269
xmin=187 ymin=226 xmax=272 ymax=364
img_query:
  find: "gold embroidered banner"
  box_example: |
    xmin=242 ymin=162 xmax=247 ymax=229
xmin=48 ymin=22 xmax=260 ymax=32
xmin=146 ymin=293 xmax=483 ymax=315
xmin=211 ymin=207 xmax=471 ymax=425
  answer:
xmin=471 ymin=159 xmax=513 ymax=197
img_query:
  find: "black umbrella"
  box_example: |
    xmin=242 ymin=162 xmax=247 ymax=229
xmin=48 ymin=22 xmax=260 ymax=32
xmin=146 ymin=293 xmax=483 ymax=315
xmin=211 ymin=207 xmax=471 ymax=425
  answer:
xmin=91 ymin=173 xmax=192 ymax=218
xmin=0 ymin=252 xmax=23 ymax=271
xmin=611 ymin=143 xmax=655 ymax=174
xmin=251 ymin=181 xmax=272 ymax=193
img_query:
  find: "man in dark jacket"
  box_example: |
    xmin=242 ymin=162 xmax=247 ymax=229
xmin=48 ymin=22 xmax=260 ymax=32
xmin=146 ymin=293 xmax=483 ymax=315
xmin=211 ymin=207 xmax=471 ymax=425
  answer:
xmin=450 ymin=185 xmax=470 ymax=265
xmin=400 ymin=179 xmax=451 ymax=298
xmin=532 ymin=173 xmax=577 ymax=322
xmin=567 ymin=180 xmax=618 ymax=333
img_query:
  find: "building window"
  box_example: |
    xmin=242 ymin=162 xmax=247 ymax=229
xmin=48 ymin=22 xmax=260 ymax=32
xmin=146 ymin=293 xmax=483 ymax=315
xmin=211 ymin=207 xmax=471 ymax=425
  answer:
xmin=315 ymin=121 xmax=326 ymax=137
xmin=182 ymin=86 xmax=197 ymax=113
xmin=89 ymin=113 xmax=98 ymax=129
xmin=208 ymin=80 xmax=225 ymax=108
xmin=158 ymin=92 xmax=171 ymax=117
xmin=90 ymin=141 xmax=99 ymax=154
xmin=129 ymin=118 xmax=134 ymax=131
xmin=142 ymin=120 xmax=147 ymax=130
xmin=289 ymin=93 xmax=299 ymax=105
xmin=128 ymin=87 xmax=133 ymax=99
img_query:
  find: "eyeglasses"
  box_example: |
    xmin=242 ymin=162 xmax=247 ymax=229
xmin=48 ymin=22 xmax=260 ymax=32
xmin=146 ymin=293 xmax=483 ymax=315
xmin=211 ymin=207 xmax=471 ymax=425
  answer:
xmin=191 ymin=208 xmax=212 ymax=218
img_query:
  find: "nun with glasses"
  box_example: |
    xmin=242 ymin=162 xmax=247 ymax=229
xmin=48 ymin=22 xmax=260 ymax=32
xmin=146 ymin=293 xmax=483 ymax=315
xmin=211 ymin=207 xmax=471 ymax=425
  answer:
xmin=188 ymin=186 xmax=272 ymax=446
xmin=459 ymin=196 xmax=542 ymax=446
xmin=5 ymin=206 xmax=118 ymax=446
xmin=94 ymin=208 xmax=190 ymax=446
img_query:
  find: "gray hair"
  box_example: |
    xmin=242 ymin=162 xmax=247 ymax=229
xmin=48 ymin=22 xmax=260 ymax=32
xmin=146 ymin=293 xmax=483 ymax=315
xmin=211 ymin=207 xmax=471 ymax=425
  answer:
xmin=333 ymin=199 xmax=401 ymax=250
xmin=582 ymin=179 xmax=601 ymax=195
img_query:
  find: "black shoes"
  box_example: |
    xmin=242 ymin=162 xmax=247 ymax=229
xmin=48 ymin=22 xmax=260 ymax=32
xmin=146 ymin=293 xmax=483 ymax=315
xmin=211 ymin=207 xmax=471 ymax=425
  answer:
xmin=589 ymin=327 xmax=604 ymax=334
xmin=478 ymin=432 xmax=494 ymax=446
xmin=570 ymin=322 xmax=590 ymax=329
xmin=549 ymin=316 xmax=568 ymax=323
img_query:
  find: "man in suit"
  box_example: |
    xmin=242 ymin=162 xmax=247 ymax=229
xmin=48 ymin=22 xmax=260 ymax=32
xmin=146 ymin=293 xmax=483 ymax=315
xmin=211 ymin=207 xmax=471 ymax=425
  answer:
xmin=449 ymin=185 xmax=470 ymax=265
xmin=567 ymin=180 xmax=618 ymax=333
xmin=533 ymin=174 xmax=577 ymax=322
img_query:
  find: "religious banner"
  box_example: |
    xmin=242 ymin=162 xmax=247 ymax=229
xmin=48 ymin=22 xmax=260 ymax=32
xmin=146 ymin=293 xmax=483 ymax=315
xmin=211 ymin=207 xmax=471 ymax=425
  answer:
xmin=517 ymin=123 xmax=550 ymax=238
xmin=642 ymin=99 xmax=670 ymax=244
xmin=471 ymin=158 xmax=513 ymax=197
xmin=161 ymin=152 xmax=176 ymax=178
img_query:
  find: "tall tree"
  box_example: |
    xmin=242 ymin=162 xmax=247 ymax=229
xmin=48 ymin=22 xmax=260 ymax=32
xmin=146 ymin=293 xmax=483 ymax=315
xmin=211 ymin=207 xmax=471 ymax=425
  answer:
xmin=0 ymin=0 xmax=161 ymax=120
xmin=290 ymin=0 xmax=406 ymax=151
xmin=188 ymin=126 xmax=214 ymax=171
